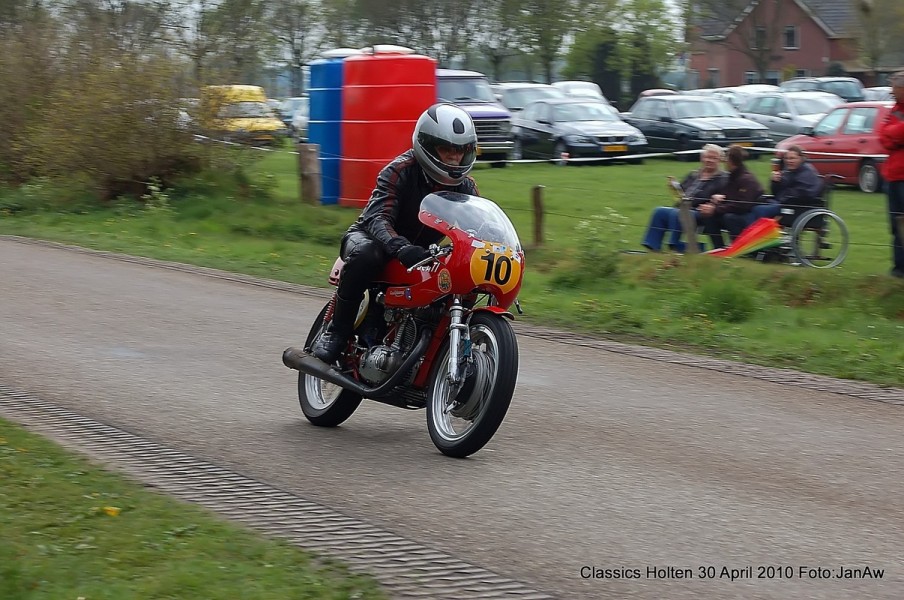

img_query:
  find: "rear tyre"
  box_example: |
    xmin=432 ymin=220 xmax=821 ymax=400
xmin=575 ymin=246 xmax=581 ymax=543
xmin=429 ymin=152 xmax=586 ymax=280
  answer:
xmin=858 ymin=159 xmax=882 ymax=193
xmin=790 ymin=209 xmax=849 ymax=268
xmin=426 ymin=312 xmax=518 ymax=458
xmin=298 ymin=302 xmax=363 ymax=427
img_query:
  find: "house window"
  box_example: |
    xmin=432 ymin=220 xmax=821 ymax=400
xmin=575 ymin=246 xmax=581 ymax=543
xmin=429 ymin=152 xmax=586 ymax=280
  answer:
xmin=784 ymin=26 xmax=798 ymax=49
xmin=795 ymin=69 xmax=808 ymax=77
xmin=752 ymin=26 xmax=766 ymax=49
xmin=745 ymin=71 xmax=758 ymax=84
xmin=766 ymin=70 xmax=780 ymax=86
xmin=707 ymin=68 xmax=720 ymax=88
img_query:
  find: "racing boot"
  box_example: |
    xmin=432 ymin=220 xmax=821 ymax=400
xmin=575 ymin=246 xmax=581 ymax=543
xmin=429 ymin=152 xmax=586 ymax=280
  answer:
xmin=312 ymin=293 xmax=358 ymax=364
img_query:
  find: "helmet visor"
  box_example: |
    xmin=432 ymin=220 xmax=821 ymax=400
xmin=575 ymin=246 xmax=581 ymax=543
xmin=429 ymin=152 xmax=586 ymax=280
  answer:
xmin=418 ymin=132 xmax=477 ymax=172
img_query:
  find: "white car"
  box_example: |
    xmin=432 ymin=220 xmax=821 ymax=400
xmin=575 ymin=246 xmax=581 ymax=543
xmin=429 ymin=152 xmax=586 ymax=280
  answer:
xmin=290 ymin=96 xmax=310 ymax=142
xmin=552 ymin=81 xmax=611 ymax=105
xmin=740 ymin=91 xmax=844 ymax=142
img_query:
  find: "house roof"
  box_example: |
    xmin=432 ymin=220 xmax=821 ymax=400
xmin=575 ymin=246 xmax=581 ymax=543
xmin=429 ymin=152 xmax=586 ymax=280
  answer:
xmin=696 ymin=0 xmax=856 ymax=40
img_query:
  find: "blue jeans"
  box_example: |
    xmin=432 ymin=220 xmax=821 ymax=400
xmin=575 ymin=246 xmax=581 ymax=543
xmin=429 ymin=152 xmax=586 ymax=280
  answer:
xmin=642 ymin=206 xmax=702 ymax=252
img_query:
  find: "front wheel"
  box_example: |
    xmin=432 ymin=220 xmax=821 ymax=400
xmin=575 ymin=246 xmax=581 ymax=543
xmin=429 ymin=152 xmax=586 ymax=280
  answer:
xmin=426 ymin=312 xmax=519 ymax=458
xmin=298 ymin=302 xmax=362 ymax=427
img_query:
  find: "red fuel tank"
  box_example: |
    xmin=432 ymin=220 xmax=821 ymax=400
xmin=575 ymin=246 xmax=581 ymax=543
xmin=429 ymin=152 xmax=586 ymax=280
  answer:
xmin=339 ymin=47 xmax=436 ymax=208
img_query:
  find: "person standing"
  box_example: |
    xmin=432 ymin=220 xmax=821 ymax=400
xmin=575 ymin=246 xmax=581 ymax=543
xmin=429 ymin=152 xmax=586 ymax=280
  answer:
xmin=879 ymin=70 xmax=904 ymax=278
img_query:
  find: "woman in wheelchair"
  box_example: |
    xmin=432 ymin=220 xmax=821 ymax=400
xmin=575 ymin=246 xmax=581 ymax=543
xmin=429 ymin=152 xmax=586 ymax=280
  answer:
xmin=732 ymin=145 xmax=823 ymax=230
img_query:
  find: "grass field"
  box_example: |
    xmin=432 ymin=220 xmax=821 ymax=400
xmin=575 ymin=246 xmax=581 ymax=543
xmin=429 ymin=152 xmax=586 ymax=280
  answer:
xmin=0 ymin=419 xmax=386 ymax=599
xmin=2 ymin=147 xmax=903 ymax=387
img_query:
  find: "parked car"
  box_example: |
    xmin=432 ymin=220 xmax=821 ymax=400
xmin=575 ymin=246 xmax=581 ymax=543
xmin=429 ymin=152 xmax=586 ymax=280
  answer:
xmin=779 ymin=77 xmax=866 ymax=103
xmin=278 ymin=96 xmax=308 ymax=130
xmin=776 ymin=101 xmax=892 ymax=193
xmin=437 ymin=68 xmax=513 ymax=167
xmin=551 ymin=80 xmax=611 ymax=105
xmin=510 ymin=98 xmax=647 ymax=165
xmin=865 ymin=86 xmax=893 ymax=101
xmin=740 ymin=91 xmax=844 ymax=142
xmin=290 ymin=96 xmax=310 ymax=142
xmin=622 ymin=95 xmax=773 ymax=158
xmin=491 ymin=82 xmax=566 ymax=112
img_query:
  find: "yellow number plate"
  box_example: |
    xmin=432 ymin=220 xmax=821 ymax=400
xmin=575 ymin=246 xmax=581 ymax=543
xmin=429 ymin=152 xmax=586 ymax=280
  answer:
xmin=604 ymin=144 xmax=628 ymax=152
xmin=469 ymin=242 xmax=522 ymax=294
xmin=737 ymin=142 xmax=754 ymax=147
xmin=476 ymin=147 xmax=482 ymax=156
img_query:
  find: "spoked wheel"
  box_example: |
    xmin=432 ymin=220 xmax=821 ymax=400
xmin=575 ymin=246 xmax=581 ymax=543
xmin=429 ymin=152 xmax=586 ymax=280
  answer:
xmin=790 ymin=209 xmax=849 ymax=268
xmin=298 ymin=301 xmax=362 ymax=426
xmin=426 ymin=312 xmax=519 ymax=458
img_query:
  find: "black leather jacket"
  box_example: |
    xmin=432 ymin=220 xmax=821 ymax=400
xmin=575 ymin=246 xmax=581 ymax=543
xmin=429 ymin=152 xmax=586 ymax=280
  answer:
xmin=347 ymin=149 xmax=479 ymax=256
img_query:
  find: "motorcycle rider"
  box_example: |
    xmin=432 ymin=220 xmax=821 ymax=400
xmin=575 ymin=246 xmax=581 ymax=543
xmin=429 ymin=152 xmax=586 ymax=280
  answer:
xmin=312 ymin=102 xmax=480 ymax=363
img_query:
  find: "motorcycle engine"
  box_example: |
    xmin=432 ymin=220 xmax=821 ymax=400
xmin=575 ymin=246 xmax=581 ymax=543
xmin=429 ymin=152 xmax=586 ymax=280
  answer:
xmin=358 ymin=314 xmax=418 ymax=385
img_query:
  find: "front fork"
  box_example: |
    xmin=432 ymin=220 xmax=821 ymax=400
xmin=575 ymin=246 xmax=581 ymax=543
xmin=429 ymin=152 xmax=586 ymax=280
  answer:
xmin=445 ymin=295 xmax=471 ymax=387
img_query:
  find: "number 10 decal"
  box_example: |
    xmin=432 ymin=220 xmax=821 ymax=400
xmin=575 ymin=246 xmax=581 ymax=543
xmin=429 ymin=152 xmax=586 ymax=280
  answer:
xmin=469 ymin=243 xmax=522 ymax=294
xmin=479 ymin=252 xmax=512 ymax=285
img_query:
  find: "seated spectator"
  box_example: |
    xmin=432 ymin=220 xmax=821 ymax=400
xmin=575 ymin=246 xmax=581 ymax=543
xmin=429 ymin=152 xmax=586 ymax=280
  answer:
xmin=697 ymin=145 xmax=765 ymax=249
xmin=734 ymin=145 xmax=823 ymax=229
xmin=641 ymin=144 xmax=728 ymax=252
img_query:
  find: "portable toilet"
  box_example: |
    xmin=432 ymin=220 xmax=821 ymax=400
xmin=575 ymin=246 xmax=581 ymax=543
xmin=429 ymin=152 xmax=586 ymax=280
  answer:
xmin=339 ymin=46 xmax=437 ymax=208
xmin=307 ymin=48 xmax=362 ymax=205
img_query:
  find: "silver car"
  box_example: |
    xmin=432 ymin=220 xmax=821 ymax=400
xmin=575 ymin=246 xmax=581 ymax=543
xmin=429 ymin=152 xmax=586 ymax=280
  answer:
xmin=740 ymin=91 xmax=844 ymax=142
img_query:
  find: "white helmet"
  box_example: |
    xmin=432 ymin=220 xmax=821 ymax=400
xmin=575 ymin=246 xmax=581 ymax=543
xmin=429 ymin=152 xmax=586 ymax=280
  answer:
xmin=412 ymin=103 xmax=477 ymax=185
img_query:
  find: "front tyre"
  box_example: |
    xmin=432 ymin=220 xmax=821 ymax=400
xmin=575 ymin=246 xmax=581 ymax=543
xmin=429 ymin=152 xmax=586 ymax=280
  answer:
xmin=426 ymin=312 xmax=518 ymax=458
xmin=298 ymin=302 xmax=362 ymax=427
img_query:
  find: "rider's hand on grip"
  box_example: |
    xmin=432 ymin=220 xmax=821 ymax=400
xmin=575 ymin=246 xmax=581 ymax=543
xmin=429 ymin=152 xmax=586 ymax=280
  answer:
xmin=397 ymin=244 xmax=431 ymax=268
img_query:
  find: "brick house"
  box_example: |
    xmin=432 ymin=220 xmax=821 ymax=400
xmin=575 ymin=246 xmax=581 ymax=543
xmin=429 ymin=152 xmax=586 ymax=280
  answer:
xmin=687 ymin=0 xmax=864 ymax=88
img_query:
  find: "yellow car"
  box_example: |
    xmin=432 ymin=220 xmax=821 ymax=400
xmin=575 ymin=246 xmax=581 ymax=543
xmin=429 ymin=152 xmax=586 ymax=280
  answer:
xmin=200 ymin=85 xmax=287 ymax=146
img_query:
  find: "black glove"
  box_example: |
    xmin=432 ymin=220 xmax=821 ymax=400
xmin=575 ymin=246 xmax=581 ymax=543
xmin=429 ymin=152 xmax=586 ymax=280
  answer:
xmin=397 ymin=244 xmax=431 ymax=268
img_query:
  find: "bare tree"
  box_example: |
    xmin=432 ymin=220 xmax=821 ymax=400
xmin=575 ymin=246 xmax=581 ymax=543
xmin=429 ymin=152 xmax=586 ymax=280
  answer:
xmin=268 ymin=0 xmax=324 ymax=95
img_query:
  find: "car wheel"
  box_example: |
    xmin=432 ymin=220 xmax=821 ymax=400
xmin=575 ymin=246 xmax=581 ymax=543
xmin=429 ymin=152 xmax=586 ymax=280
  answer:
xmin=858 ymin=159 xmax=882 ymax=193
xmin=553 ymin=140 xmax=569 ymax=166
xmin=676 ymin=136 xmax=692 ymax=162
xmin=512 ymin=137 xmax=523 ymax=161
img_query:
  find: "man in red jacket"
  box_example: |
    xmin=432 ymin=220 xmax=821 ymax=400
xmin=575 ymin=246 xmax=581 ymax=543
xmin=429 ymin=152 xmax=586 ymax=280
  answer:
xmin=879 ymin=70 xmax=904 ymax=278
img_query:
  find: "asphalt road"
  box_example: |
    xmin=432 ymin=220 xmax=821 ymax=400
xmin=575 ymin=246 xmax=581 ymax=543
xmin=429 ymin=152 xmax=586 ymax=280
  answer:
xmin=2 ymin=237 xmax=903 ymax=599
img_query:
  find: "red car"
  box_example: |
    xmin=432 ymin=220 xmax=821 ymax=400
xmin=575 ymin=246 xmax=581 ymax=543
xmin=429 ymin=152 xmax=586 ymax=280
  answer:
xmin=776 ymin=101 xmax=892 ymax=193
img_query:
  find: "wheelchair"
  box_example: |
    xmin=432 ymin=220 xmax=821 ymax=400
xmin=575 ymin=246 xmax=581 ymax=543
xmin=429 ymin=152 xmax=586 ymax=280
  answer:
xmin=751 ymin=175 xmax=849 ymax=269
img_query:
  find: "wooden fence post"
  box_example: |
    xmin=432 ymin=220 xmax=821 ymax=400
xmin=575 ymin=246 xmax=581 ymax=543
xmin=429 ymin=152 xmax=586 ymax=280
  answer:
xmin=297 ymin=142 xmax=321 ymax=205
xmin=678 ymin=198 xmax=699 ymax=254
xmin=532 ymin=185 xmax=545 ymax=247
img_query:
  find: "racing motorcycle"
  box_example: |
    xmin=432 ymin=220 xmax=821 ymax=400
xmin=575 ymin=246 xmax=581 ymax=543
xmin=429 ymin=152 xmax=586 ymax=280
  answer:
xmin=282 ymin=191 xmax=525 ymax=458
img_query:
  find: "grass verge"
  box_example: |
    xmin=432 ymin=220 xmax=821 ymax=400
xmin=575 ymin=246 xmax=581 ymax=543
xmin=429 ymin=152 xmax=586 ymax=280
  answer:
xmin=1 ymin=148 xmax=903 ymax=387
xmin=0 ymin=419 xmax=386 ymax=600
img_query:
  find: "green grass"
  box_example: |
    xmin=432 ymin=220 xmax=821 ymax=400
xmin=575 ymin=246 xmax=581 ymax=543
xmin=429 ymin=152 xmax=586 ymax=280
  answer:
xmin=2 ymin=148 xmax=903 ymax=386
xmin=0 ymin=419 xmax=386 ymax=600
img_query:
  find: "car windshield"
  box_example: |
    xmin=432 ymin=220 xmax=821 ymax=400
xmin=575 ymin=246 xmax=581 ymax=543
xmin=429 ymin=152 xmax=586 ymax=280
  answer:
xmin=219 ymin=102 xmax=273 ymax=118
xmin=420 ymin=192 xmax=522 ymax=252
xmin=438 ymin=79 xmax=497 ymax=102
xmin=673 ymin=99 xmax=739 ymax=118
xmin=554 ymin=103 xmax=618 ymax=122
xmin=823 ymin=81 xmax=862 ymax=98
xmin=791 ymin=96 xmax=842 ymax=116
xmin=507 ymin=88 xmax=563 ymax=109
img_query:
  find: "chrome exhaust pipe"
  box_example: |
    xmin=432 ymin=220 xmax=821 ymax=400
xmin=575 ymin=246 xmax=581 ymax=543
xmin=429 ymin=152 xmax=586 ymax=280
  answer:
xmin=282 ymin=328 xmax=432 ymax=399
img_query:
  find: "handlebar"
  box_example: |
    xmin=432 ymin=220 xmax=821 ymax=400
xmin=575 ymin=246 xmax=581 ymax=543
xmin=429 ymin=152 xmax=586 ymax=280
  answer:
xmin=405 ymin=243 xmax=453 ymax=272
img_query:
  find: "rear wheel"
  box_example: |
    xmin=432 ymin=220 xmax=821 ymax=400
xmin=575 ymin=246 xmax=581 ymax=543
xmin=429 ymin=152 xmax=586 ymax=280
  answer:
xmin=859 ymin=159 xmax=882 ymax=193
xmin=426 ymin=312 xmax=518 ymax=458
xmin=790 ymin=209 xmax=849 ymax=268
xmin=298 ymin=302 xmax=362 ymax=427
